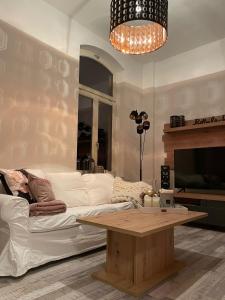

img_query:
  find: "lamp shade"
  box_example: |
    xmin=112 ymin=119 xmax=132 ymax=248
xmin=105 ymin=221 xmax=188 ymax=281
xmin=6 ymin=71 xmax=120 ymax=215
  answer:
xmin=137 ymin=124 xmax=144 ymax=134
xmin=140 ymin=111 xmax=148 ymax=120
xmin=110 ymin=0 xmax=168 ymax=55
xmin=129 ymin=110 xmax=138 ymax=120
xmin=135 ymin=115 xmax=143 ymax=124
xmin=143 ymin=120 xmax=150 ymax=130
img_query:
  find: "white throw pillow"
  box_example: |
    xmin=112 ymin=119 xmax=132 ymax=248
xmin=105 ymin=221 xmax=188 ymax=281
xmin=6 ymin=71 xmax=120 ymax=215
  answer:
xmin=46 ymin=172 xmax=89 ymax=207
xmin=111 ymin=177 xmax=152 ymax=205
xmin=82 ymin=173 xmax=114 ymax=206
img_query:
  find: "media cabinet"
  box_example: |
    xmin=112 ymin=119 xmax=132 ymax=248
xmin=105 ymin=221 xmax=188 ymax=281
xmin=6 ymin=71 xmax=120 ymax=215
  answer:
xmin=163 ymin=115 xmax=225 ymax=228
xmin=174 ymin=192 xmax=225 ymax=228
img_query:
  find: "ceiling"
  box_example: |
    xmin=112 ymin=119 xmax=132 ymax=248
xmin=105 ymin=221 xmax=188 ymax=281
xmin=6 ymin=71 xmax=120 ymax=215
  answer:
xmin=44 ymin=0 xmax=225 ymax=63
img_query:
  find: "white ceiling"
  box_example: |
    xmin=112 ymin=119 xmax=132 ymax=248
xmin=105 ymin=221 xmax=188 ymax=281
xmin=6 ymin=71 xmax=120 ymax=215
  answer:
xmin=44 ymin=0 xmax=225 ymax=63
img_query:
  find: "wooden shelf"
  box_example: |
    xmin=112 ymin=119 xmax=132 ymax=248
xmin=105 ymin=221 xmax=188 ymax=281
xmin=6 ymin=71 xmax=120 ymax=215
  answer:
xmin=174 ymin=192 xmax=225 ymax=202
xmin=164 ymin=120 xmax=225 ymax=133
xmin=163 ymin=115 xmax=225 ymax=169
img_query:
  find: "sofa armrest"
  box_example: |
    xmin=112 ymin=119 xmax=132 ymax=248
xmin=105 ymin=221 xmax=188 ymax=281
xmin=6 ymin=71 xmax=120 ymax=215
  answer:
xmin=0 ymin=195 xmax=30 ymax=277
xmin=0 ymin=194 xmax=29 ymax=226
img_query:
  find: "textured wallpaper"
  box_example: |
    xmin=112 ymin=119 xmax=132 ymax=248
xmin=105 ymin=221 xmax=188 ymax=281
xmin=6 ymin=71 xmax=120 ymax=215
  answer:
xmin=0 ymin=20 xmax=79 ymax=170
xmin=115 ymin=83 xmax=154 ymax=184
xmin=154 ymin=70 xmax=225 ymax=188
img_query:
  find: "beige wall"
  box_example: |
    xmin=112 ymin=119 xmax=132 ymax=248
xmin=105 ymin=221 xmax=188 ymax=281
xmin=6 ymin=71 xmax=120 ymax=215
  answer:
xmin=0 ymin=20 xmax=79 ymax=171
xmin=0 ymin=18 xmax=154 ymax=179
xmin=0 ymin=0 xmax=144 ymax=88
xmin=1 ymin=17 xmax=224 ymax=185
xmin=142 ymin=88 xmax=154 ymax=185
xmin=154 ymin=70 xmax=225 ymax=188
xmin=2 ymin=1 xmax=224 ymax=184
xmin=115 ymin=83 xmax=154 ymax=184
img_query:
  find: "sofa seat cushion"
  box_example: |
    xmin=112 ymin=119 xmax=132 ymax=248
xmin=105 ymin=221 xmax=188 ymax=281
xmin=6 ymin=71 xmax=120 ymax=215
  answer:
xmin=28 ymin=202 xmax=133 ymax=233
xmin=46 ymin=172 xmax=89 ymax=207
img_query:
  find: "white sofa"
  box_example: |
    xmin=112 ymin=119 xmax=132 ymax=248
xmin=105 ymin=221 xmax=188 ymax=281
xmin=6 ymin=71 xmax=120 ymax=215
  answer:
xmin=0 ymin=170 xmax=133 ymax=277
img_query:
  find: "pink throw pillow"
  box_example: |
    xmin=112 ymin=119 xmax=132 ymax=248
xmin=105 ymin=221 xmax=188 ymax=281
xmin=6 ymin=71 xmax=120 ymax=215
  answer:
xmin=28 ymin=174 xmax=55 ymax=202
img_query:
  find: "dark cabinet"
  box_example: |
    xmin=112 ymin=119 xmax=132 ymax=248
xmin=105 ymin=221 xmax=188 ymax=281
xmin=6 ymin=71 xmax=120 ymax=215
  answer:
xmin=175 ymin=196 xmax=225 ymax=228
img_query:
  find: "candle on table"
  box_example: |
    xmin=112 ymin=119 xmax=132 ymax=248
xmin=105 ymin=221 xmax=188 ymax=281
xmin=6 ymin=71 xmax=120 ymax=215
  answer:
xmin=144 ymin=195 xmax=152 ymax=207
xmin=152 ymin=196 xmax=160 ymax=207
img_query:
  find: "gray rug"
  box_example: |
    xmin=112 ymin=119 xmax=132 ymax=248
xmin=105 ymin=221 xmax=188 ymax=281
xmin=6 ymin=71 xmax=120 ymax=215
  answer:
xmin=0 ymin=226 xmax=225 ymax=300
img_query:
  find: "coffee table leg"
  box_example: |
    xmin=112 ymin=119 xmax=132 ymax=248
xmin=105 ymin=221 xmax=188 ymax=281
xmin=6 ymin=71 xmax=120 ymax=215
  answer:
xmin=92 ymin=228 xmax=184 ymax=297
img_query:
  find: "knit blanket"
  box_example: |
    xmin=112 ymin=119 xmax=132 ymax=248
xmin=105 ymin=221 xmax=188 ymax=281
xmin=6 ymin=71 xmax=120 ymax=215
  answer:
xmin=111 ymin=177 xmax=152 ymax=208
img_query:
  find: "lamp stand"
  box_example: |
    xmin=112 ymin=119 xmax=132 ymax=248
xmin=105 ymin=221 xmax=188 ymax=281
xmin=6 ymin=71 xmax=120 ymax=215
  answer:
xmin=129 ymin=110 xmax=150 ymax=182
xmin=140 ymin=134 xmax=142 ymax=181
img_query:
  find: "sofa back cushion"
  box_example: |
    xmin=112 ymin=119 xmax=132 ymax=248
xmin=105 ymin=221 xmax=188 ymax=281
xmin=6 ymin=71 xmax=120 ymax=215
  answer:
xmin=26 ymin=169 xmax=46 ymax=179
xmin=46 ymin=172 xmax=89 ymax=207
xmin=82 ymin=173 xmax=114 ymax=206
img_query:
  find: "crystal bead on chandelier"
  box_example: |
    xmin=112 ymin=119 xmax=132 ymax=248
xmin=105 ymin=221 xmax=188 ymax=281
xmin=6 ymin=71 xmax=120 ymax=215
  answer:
xmin=109 ymin=0 xmax=168 ymax=55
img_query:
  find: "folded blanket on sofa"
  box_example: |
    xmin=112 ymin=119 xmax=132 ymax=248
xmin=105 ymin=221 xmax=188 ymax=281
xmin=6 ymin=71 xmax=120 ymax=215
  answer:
xmin=29 ymin=200 xmax=67 ymax=216
xmin=111 ymin=177 xmax=152 ymax=208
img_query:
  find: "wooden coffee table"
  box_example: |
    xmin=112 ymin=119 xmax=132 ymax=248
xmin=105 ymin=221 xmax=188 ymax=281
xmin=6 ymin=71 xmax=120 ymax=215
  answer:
xmin=77 ymin=209 xmax=207 ymax=297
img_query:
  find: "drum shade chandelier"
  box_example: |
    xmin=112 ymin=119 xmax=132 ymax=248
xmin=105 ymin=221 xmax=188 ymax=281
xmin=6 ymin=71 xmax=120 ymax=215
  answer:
xmin=110 ymin=0 xmax=168 ymax=55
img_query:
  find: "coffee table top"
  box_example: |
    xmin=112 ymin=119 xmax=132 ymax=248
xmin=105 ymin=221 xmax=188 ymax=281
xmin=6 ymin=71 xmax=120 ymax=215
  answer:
xmin=77 ymin=209 xmax=207 ymax=237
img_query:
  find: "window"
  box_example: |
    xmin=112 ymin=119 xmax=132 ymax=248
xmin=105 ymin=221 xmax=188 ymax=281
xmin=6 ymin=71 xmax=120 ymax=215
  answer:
xmin=77 ymin=95 xmax=93 ymax=166
xmin=98 ymin=102 xmax=112 ymax=170
xmin=77 ymin=56 xmax=113 ymax=171
xmin=79 ymin=56 xmax=113 ymax=96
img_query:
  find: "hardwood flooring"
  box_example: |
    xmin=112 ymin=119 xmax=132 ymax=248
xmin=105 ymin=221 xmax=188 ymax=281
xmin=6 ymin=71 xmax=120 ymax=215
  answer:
xmin=0 ymin=225 xmax=225 ymax=300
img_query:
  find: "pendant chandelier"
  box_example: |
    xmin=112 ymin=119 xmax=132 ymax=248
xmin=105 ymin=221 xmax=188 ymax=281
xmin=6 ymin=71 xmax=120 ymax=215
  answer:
xmin=109 ymin=0 xmax=168 ymax=55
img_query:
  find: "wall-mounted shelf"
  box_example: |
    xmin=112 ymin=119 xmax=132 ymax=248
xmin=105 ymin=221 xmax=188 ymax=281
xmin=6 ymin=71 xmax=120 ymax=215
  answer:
xmin=164 ymin=120 xmax=225 ymax=133
xmin=163 ymin=115 xmax=225 ymax=169
xmin=163 ymin=115 xmax=225 ymax=228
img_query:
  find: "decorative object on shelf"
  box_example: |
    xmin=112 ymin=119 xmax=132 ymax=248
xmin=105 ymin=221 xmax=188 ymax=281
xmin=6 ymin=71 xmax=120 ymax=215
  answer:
xmin=80 ymin=154 xmax=95 ymax=173
xmin=130 ymin=110 xmax=150 ymax=181
xmin=109 ymin=0 xmax=168 ymax=55
xmin=94 ymin=165 xmax=105 ymax=173
xmin=193 ymin=115 xmax=225 ymax=125
xmin=170 ymin=115 xmax=185 ymax=128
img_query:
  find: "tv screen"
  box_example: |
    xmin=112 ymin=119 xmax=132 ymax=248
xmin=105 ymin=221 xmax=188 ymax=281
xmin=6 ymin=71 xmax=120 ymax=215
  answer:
xmin=174 ymin=147 xmax=225 ymax=191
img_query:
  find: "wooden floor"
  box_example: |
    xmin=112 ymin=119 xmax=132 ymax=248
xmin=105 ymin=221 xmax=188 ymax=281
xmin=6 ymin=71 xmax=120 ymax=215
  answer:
xmin=0 ymin=225 xmax=225 ymax=300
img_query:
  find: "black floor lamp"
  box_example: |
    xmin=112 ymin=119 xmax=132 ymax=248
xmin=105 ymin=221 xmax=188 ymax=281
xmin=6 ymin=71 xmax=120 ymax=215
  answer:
xmin=130 ymin=110 xmax=150 ymax=181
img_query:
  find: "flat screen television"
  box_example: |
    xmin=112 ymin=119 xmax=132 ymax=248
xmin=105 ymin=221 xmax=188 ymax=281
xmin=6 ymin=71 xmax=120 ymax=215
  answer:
xmin=174 ymin=147 xmax=225 ymax=192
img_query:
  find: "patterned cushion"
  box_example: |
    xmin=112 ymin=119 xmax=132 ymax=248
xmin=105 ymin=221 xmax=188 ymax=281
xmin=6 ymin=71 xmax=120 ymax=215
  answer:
xmin=111 ymin=177 xmax=152 ymax=207
xmin=0 ymin=169 xmax=35 ymax=203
